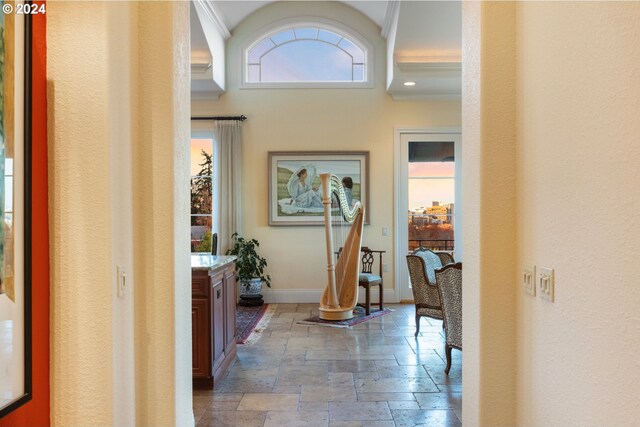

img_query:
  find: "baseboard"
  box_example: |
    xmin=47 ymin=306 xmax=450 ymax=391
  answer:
xmin=261 ymin=288 xmax=399 ymax=304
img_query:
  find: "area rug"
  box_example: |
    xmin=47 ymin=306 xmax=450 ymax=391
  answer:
xmin=236 ymin=304 xmax=276 ymax=344
xmin=297 ymin=307 xmax=393 ymax=329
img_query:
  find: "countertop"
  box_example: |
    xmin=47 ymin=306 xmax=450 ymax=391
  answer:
xmin=191 ymin=254 xmax=236 ymax=271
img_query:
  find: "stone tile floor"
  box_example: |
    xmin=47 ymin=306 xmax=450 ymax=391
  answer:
xmin=194 ymin=303 xmax=461 ymax=427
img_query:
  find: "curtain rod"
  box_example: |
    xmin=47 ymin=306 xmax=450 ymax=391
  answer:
xmin=191 ymin=115 xmax=247 ymax=121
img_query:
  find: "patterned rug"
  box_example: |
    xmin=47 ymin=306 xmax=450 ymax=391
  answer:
xmin=236 ymin=304 xmax=270 ymax=344
xmin=297 ymin=306 xmax=393 ymax=328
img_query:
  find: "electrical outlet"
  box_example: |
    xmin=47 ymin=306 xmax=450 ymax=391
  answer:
xmin=523 ymin=264 xmax=536 ymax=296
xmin=382 ymin=263 xmax=389 ymax=273
xmin=382 ymin=226 xmax=389 ymax=236
xmin=537 ymin=266 xmax=554 ymax=302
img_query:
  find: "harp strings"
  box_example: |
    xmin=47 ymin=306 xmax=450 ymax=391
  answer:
xmin=330 ymin=176 xmax=360 ymax=290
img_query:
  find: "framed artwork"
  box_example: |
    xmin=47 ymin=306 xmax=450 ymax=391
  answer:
xmin=268 ymin=151 xmax=369 ymax=226
xmin=0 ymin=1 xmax=32 ymax=418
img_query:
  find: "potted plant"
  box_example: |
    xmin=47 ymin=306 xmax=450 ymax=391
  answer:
xmin=226 ymin=233 xmax=271 ymax=296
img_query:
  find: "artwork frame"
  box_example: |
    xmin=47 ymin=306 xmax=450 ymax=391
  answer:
xmin=268 ymin=151 xmax=369 ymax=226
xmin=0 ymin=1 xmax=32 ymax=418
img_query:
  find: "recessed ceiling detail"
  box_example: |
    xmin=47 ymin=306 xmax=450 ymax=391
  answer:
xmin=190 ymin=1 xmax=462 ymax=101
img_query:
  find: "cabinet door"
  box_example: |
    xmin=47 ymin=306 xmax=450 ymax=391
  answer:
xmin=211 ymin=276 xmax=225 ymax=369
xmin=224 ymin=266 xmax=237 ymax=350
xmin=192 ymin=298 xmax=210 ymax=378
xmin=192 ymin=270 xmax=209 ymax=298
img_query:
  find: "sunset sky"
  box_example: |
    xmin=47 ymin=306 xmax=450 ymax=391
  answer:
xmin=408 ymin=162 xmax=455 ymax=209
xmin=191 ymin=139 xmax=213 ymax=176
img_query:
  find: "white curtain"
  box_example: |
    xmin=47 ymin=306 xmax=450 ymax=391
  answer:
xmin=215 ymin=120 xmax=243 ymax=255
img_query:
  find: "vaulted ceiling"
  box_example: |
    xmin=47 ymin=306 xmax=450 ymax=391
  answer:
xmin=191 ymin=0 xmax=461 ymax=100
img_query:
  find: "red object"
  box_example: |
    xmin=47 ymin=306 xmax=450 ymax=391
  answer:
xmin=0 ymin=3 xmax=50 ymax=426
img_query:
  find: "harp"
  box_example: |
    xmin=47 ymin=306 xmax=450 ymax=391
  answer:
xmin=319 ymin=173 xmax=365 ymax=320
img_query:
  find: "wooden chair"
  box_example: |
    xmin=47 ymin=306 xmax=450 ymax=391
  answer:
xmin=211 ymin=232 xmax=218 ymax=255
xmin=406 ymin=248 xmax=455 ymax=337
xmin=336 ymin=247 xmax=385 ymax=315
xmin=435 ymin=262 xmax=462 ymax=374
xmin=357 ymin=247 xmax=385 ymax=315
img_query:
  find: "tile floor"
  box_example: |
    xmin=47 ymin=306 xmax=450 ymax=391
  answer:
xmin=194 ymin=303 xmax=462 ymax=427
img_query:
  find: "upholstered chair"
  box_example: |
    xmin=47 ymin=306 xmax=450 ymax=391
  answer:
xmin=406 ymin=249 xmax=455 ymax=337
xmin=435 ymin=262 xmax=462 ymax=374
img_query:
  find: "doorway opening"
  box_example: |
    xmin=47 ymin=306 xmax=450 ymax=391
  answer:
xmin=394 ymin=129 xmax=462 ymax=302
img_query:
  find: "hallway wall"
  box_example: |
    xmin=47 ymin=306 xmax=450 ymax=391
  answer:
xmin=514 ymin=2 xmax=640 ymax=425
xmin=47 ymin=2 xmax=193 ymax=426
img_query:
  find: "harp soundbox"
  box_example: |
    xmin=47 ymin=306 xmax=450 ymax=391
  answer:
xmin=319 ymin=173 xmax=364 ymax=321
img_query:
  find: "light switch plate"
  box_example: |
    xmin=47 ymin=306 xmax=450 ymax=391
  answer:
xmin=537 ymin=266 xmax=554 ymax=302
xmin=523 ymin=265 xmax=536 ymax=296
xmin=117 ymin=265 xmax=126 ymax=298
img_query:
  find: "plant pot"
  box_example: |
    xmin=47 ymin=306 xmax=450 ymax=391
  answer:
xmin=239 ymin=278 xmax=263 ymax=296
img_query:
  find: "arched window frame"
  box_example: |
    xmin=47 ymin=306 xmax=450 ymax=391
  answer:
xmin=240 ymin=17 xmax=374 ymax=89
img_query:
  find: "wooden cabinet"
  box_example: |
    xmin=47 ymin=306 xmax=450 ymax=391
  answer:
xmin=192 ymin=260 xmax=237 ymax=389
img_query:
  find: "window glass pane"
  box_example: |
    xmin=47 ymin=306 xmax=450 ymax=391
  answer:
xmin=271 ymin=29 xmax=295 ymax=45
xmin=338 ymin=38 xmax=364 ymax=63
xmin=317 ymin=29 xmax=342 ymax=45
xmin=409 ymin=141 xmax=454 ymax=162
xmin=191 ymin=139 xmax=213 ymax=176
xmin=191 ymin=216 xmax=212 ymax=252
xmin=408 ymin=177 xmax=454 ymax=208
xmin=353 ymin=64 xmax=364 ymax=82
xmin=248 ymin=38 xmax=276 ymax=62
xmin=408 ymin=162 xmax=455 ymax=178
xmin=191 ymin=216 xmax=212 ymax=227
xmin=248 ymin=64 xmax=260 ymax=82
xmin=191 ymin=177 xmax=212 ymax=215
xmin=261 ymin=40 xmax=352 ymax=82
xmin=408 ymin=157 xmax=455 ymax=251
xmin=293 ymin=27 xmax=318 ymax=39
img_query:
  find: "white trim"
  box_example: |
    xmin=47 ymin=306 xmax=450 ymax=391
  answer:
xmin=241 ymin=81 xmax=373 ymax=90
xmin=390 ymin=92 xmax=462 ymax=102
xmin=262 ymin=288 xmax=399 ymax=304
xmin=381 ymin=1 xmax=400 ymax=40
xmin=239 ymin=16 xmax=374 ymax=89
xmin=196 ymin=0 xmax=231 ymax=40
xmin=393 ymin=128 xmax=462 ymax=303
xmin=395 ymin=61 xmax=462 ymax=73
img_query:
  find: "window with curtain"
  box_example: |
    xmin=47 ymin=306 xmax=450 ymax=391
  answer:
xmin=190 ymin=137 xmax=214 ymax=253
xmin=242 ymin=20 xmax=372 ymax=88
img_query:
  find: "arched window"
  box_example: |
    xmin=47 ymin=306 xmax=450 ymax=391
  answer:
xmin=242 ymin=19 xmax=373 ymax=88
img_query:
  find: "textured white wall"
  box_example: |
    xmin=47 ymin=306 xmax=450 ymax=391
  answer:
xmin=461 ymin=2 xmax=518 ymax=425
xmin=134 ymin=2 xmax=193 ymax=426
xmin=48 ymin=2 xmax=192 ymax=426
xmin=515 ymin=2 xmax=640 ymax=425
xmin=48 ymin=3 xmax=116 ymax=424
xmin=107 ymin=4 xmax=136 ymax=427
xmin=192 ymin=1 xmax=462 ymax=299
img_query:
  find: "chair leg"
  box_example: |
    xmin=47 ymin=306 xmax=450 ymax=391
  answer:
xmin=414 ymin=313 xmax=420 ymax=337
xmin=445 ymin=345 xmax=452 ymax=374
xmin=378 ymin=283 xmax=384 ymax=311
xmin=364 ymin=284 xmax=371 ymax=315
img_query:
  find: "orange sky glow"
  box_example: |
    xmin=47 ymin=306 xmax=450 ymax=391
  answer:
xmin=191 ymin=139 xmax=213 ymax=176
xmin=408 ymin=162 xmax=455 ymax=209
